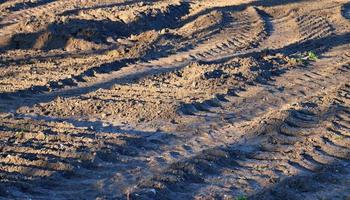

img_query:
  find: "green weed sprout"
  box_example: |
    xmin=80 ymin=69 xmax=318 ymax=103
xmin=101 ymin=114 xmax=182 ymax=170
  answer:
xmin=236 ymin=195 xmax=248 ymax=200
xmin=307 ymin=51 xmax=318 ymax=61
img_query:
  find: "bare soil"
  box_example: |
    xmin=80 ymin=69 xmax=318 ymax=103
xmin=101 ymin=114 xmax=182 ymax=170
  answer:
xmin=0 ymin=0 xmax=349 ymax=199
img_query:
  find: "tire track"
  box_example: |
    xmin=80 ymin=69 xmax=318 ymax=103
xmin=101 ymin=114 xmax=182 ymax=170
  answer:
xmin=0 ymin=2 xmax=343 ymax=100
xmin=129 ymin=82 xmax=350 ymax=200
xmin=166 ymin=6 xmax=269 ymax=67
xmin=0 ymin=1 xmax=349 ymax=199
xmin=119 ymin=47 xmax=350 ymax=197
xmin=1 ymin=0 xmax=82 ymax=25
xmin=0 ymin=0 xmax=78 ymax=37
xmin=296 ymin=14 xmax=335 ymax=42
xmin=190 ymin=7 xmax=269 ymax=60
xmin=179 ymin=45 xmax=350 ymax=122
xmin=0 ymin=4 xmax=269 ymax=112
xmin=0 ymin=116 xmax=180 ymax=199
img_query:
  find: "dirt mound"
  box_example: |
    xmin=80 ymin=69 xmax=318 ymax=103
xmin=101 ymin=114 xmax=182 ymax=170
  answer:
xmin=1 ymin=1 xmax=190 ymax=51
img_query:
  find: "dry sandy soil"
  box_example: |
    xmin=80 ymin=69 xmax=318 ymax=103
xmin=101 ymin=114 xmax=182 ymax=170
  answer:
xmin=0 ymin=0 xmax=349 ymax=199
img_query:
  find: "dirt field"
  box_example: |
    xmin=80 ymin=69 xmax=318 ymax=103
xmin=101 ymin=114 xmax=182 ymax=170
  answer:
xmin=0 ymin=0 xmax=349 ymax=199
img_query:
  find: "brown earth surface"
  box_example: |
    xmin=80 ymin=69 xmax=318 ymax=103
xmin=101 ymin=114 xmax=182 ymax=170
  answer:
xmin=0 ymin=0 xmax=349 ymax=199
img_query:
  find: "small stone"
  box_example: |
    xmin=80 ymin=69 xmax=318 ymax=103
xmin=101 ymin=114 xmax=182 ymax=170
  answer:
xmin=0 ymin=112 xmax=13 ymax=119
xmin=106 ymin=36 xmax=115 ymax=43
xmin=36 ymin=131 xmax=46 ymax=140
xmin=160 ymin=28 xmax=169 ymax=34
xmin=149 ymin=189 xmax=156 ymax=194
xmin=116 ymin=38 xmax=134 ymax=45
xmin=102 ymin=122 xmax=109 ymax=127
xmin=129 ymin=34 xmax=137 ymax=41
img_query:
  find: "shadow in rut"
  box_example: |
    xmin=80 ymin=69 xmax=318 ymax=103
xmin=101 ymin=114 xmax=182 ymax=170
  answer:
xmin=14 ymin=113 xmax=158 ymax=136
xmin=2 ymin=20 xmax=124 ymax=50
xmin=0 ymin=46 xmax=114 ymax=66
xmin=250 ymin=0 xmax=309 ymax=7
xmin=0 ymin=57 xmax=186 ymax=112
xmin=59 ymin=0 xmax=152 ymax=16
xmin=0 ymin=56 xmax=135 ymax=91
xmin=250 ymin=162 xmax=350 ymax=200
xmin=7 ymin=0 xmax=55 ymax=12
xmin=342 ymin=2 xmax=350 ymax=20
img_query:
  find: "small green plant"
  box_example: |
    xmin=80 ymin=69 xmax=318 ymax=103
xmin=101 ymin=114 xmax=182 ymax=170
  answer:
xmin=15 ymin=131 xmax=24 ymax=139
xmin=334 ymin=135 xmax=345 ymax=140
xmin=291 ymin=51 xmax=319 ymax=65
xmin=236 ymin=195 xmax=248 ymax=200
xmin=306 ymin=51 xmax=318 ymax=61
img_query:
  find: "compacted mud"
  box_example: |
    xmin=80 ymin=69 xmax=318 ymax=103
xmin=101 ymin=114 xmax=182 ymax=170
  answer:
xmin=0 ymin=0 xmax=349 ymax=199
